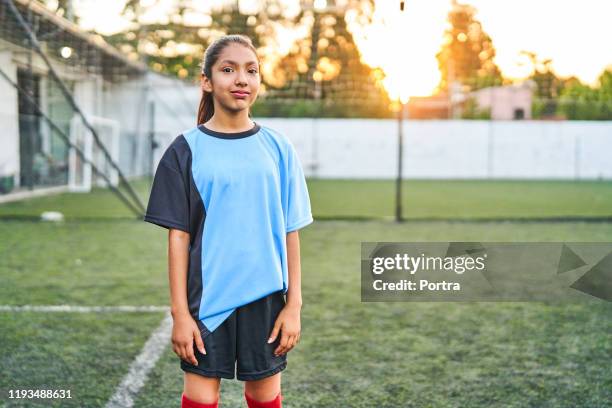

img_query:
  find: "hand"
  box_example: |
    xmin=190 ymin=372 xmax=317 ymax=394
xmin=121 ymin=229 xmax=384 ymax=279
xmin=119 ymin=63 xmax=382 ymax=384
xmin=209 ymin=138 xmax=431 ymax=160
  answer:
xmin=267 ymin=303 xmax=301 ymax=356
xmin=171 ymin=312 xmax=206 ymax=366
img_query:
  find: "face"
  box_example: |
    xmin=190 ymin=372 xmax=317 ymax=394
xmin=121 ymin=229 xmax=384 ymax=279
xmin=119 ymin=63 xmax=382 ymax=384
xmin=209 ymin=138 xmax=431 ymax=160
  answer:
xmin=201 ymin=43 xmax=260 ymax=114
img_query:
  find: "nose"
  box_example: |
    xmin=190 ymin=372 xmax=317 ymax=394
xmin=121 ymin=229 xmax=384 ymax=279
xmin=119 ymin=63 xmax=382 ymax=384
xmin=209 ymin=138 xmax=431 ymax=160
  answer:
xmin=235 ymin=68 xmax=248 ymax=85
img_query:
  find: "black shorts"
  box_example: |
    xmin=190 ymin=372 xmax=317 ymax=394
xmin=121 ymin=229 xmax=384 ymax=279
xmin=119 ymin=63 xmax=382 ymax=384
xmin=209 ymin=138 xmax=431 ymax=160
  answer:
xmin=180 ymin=290 xmax=288 ymax=381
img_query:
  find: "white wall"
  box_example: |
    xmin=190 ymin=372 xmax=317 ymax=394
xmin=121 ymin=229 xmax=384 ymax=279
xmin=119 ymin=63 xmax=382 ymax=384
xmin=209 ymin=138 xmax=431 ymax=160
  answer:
xmin=0 ymin=50 xmax=20 ymax=186
xmin=101 ymin=72 xmax=198 ymax=178
xmin=256 ymin=118 xmax=612 ymax=180
xmin=2 ymin=59 xmax=611 ymax=184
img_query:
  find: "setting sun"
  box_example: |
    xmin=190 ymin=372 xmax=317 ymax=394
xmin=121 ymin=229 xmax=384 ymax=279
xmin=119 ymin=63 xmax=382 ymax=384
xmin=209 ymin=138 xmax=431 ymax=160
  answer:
xmin=345 ymin=1 xmax=448 ymax=102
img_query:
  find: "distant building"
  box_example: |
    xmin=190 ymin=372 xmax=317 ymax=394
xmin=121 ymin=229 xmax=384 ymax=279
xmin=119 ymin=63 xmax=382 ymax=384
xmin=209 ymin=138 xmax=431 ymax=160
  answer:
xmin=458 ymin=81 xmax=536 ymax=120
xmin=406 ymin=95 xmax=452 ymax=119
xmin=405 ymin=81 xmax=536 ymax=120
xmin=0 ymin=0 xmax=196 ymax=200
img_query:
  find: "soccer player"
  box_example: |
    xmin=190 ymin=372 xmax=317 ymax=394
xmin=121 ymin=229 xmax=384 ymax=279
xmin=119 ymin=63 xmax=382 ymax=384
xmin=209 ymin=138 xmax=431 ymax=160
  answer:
xmin=144 ymin=34 xmax=313 ymax=408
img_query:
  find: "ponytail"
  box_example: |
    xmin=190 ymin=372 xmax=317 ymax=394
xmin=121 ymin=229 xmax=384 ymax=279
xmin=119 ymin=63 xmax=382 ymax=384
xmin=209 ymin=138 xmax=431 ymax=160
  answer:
xmin=197 ymin=91 xmax=214 ymax=125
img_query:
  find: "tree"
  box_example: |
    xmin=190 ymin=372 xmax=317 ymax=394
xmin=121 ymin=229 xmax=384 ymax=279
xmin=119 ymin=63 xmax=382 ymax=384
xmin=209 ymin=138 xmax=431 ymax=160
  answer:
xmin=522 ymin=51 xmax=567 ymax=118
xmin=521 ymin=51 xmax=566 ymax=100
xmin=522 ymin=50 xmax=612 ymax=120
xmin=558 ymin=68 xmax=612 ymax=120
xmin=435 ymin=0 xmax=504 ymax=94
xmin=253 ymin=4 xmax=392 ymax=118
xmin=42 ymin=0 xmax=77 ymax=22
xmin=460 ymin=96 xmax=491 ymax=119
xmin=102 ymin=0 xmax=392 ymax=118
xmin=105 ymin=1 xmax=213 ymax=79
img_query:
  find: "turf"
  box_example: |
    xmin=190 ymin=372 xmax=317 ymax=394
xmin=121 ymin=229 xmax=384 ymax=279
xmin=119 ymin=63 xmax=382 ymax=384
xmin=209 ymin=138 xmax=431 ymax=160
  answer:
xmin=136 ymin=220 xmax=612 ymax=408
xmin=0 ymin=311 xmax=165 ymax=408
xmin=1 ymin=179 xmax=611 ymax=407
xmin=0 ymin=179 xmax=611 ymax=221
xmin=310 ymin=179 xmax=612 ymax=220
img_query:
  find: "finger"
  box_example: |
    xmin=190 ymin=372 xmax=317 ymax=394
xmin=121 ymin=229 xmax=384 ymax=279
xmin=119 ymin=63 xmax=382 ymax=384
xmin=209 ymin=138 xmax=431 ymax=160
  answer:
xmin=267 ymin=323 xmax=281 ymax=344
xmin=185 ymin=341 xmax=198 ymax=366
xmin=289 ymin=334 xmax=298 ymax=350
xmin=194 ymin=330 xmax=206 ymax=355
xmin=274 ymin=342 xmax=281 ymax=355
xmin=275 ymin=333 xmax=290 ymax=355
xmin=273 ymin=335 xmax=284 ymax=355
xmin=179 ymin=344 xmax=189 ymax=364
xmin=285 ymin=335 xmax=296 ymax=353
xmin=178 ymin=344 xmax=186 ymax=361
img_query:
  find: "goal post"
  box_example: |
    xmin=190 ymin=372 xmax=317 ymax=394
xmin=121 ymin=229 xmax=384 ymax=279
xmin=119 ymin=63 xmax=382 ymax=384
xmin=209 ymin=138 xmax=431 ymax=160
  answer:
xmin=68 ymin=115 xmax=120 ymax=192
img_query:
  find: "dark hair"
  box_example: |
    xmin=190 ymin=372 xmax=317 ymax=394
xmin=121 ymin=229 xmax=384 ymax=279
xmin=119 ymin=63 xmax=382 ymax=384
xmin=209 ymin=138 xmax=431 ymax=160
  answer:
xmin=197 ymin=34 xmax=260 ymax=125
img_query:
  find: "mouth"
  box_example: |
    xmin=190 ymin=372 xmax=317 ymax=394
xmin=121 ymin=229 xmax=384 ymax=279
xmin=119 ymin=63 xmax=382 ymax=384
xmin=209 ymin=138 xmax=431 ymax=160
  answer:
xmin=231 ymin=91 xmax=250 ymax=98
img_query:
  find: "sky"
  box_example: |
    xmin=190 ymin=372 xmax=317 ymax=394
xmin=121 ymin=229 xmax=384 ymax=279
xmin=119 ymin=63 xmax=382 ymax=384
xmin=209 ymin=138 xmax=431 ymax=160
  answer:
xmin=68 ymin=0 xmax=612 ymax=95
xmin=468 ymin=0 xmax=612 ymax=86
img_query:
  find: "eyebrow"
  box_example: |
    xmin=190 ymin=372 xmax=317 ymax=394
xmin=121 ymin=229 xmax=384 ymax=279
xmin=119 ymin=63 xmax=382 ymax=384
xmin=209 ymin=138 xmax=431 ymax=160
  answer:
xmin=219 ymin=60 xmax=258 ymax=66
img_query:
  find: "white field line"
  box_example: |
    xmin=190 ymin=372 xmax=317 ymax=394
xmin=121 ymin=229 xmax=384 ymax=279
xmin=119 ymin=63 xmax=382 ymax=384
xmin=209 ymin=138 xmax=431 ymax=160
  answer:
xmin=105 ymin=312 xmax=174 ymax=408
xmin=2 ymin=304 xmax=175 ymax=407
xmin=106 ymin=313 xmax=173 ymax=408
xmin=0 ymin=305 xmax=169 ymax=312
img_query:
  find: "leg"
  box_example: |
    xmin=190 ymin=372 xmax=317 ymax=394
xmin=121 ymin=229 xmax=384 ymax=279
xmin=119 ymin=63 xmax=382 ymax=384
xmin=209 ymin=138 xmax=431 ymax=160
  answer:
xmin=182 ymin=372 xmax=221 ymax=406
xmin=244 ymin=371 xmax=281 ymax=401
xmin=237 ymin=291 xmax=287 ymax=407
xmin=180 ymin=311 xmax=238 ymax=406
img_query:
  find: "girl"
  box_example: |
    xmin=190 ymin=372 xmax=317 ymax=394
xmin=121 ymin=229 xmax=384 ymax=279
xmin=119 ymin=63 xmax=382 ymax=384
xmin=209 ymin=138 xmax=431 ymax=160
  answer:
xmin=144 ymin=34 xmax=313 ymax=408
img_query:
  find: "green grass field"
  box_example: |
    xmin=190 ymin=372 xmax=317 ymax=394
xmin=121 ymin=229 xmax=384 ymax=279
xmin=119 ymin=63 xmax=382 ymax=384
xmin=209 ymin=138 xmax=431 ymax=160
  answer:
xmin=1 ymin=179 xmax=612 ymax=221
xmin=1 ymin=179 xmax=611 ymax=407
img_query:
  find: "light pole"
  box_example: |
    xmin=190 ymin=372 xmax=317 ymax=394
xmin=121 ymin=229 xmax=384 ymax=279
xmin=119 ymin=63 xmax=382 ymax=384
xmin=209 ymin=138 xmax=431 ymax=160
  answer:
xmin=395 ymin=101 xmax=407 ymax=222
xmin=396 ymin=0 xmax=407 ymax=222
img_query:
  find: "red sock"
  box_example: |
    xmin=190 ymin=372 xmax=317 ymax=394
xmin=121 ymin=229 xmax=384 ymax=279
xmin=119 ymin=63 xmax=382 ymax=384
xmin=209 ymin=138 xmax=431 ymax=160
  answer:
xmin=244 ymin=391 xmax=282 ymax=408
xmin=181 ymin=393 xmax=219 ymax=408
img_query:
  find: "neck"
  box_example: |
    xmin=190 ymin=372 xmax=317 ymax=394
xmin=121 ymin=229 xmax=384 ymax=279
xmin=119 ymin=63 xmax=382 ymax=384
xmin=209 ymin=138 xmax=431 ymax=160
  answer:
xmin=206 ymin=106 xmax=254 ymax=132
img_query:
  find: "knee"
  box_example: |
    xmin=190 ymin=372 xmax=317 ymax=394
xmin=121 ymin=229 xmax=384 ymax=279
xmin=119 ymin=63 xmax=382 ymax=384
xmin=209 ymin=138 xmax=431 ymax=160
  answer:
xmin=244 ymin=374 xmax=282 ymax=406
xmin=183 ymin=373 xmax=220 ymax=406
xmin=183 ymin=389 xmax=220 ymax=406
xmin=244 ymin=389 xmax=282 ymax=408
xmin=182 ymin=392 xmax=219 ymax=408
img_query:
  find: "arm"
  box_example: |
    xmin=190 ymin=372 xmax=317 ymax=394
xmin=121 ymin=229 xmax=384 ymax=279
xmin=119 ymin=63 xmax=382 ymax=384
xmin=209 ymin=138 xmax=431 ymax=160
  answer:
xmin=168 ymin=228 xmax=206 ymax=365
xmin=168 ymin=228 xmax=191 ymax=317
xmin=269 ymin=230 xmax=302 ymax=356
xmin=285 ymin=230 xmax=303 ymax=308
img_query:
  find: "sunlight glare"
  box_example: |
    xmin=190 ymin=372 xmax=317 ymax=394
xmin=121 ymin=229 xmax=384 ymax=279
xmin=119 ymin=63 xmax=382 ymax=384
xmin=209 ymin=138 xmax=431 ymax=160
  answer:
xmin=345 ymin=0 xmax=449 ymax=102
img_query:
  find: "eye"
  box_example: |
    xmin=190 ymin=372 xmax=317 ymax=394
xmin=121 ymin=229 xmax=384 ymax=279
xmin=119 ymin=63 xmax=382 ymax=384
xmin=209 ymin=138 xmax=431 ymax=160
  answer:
xmin=249 ymin=69 xmax=259 ymax=74
xmin=222 ymin=67 xmax=233 ymax=73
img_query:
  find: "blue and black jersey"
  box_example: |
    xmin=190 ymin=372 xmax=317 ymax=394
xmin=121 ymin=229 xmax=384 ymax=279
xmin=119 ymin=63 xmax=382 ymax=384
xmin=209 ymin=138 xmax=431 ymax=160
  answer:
xmin=144 ymin=122 xmax=313 ymax=337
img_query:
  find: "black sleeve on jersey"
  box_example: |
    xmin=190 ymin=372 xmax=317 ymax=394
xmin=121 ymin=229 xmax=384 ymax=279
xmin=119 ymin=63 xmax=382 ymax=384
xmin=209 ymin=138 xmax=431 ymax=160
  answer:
xmin=143 ymin=135 xmax=191 ymax=233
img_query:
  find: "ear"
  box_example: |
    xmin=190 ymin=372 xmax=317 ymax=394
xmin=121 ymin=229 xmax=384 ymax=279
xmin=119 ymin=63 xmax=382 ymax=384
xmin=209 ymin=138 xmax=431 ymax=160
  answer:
xmin=201 ymin=74 xmax=212 ymax=93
